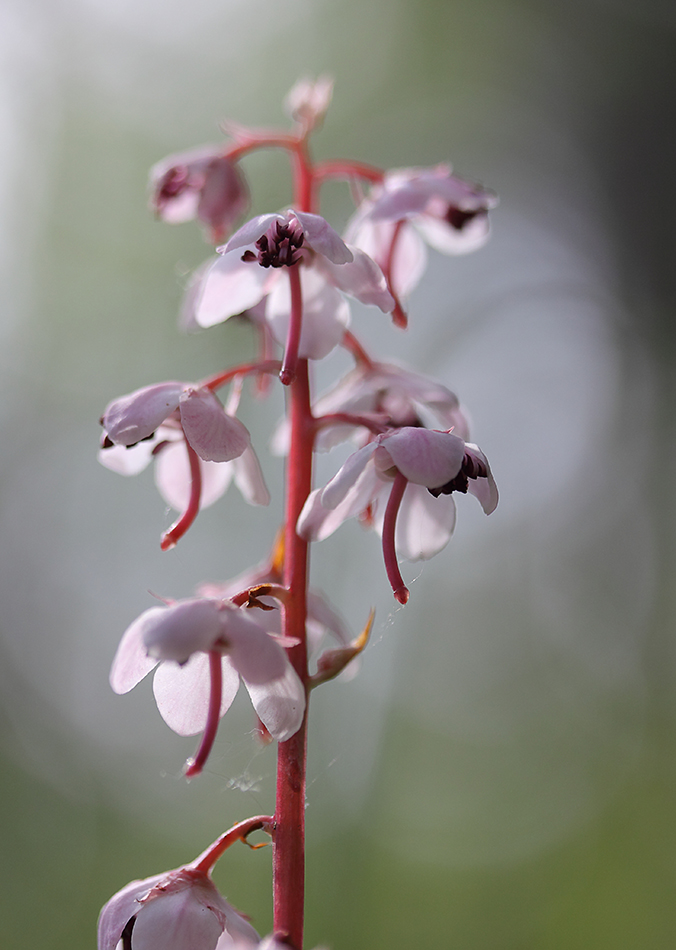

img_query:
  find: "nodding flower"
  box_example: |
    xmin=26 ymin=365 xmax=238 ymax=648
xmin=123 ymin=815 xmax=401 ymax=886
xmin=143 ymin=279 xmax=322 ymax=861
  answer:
xmin=149 ymin=146 xmax=249 ymax=244
xmin=298 ymin=426 xmax=497 ymax=603
xmin=185 ymin=210 xmax=394 ymax=379
xmin=110 ymin=597 xmax=305 ymax=775
xmin=98 ymin=382 xmax=269 ymax=549
xmin=98 ymin=865 xmax=259 ymax=950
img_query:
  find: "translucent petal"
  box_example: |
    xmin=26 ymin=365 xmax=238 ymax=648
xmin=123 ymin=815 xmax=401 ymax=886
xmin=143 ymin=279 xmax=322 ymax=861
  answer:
xmin=152 ymin=654 xmax=240 ymax=737
xmin=243 ymin=665 xmax=306 ymax=742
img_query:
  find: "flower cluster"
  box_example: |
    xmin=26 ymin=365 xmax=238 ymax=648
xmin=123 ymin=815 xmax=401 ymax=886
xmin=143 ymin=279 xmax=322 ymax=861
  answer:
xmin=98 ymin=77 xmax=498 ymax=950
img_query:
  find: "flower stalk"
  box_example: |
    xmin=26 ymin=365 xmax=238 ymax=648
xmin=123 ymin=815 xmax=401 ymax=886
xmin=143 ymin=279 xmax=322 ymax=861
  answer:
xmin=97 ymin=76 xmax=498 ymax=950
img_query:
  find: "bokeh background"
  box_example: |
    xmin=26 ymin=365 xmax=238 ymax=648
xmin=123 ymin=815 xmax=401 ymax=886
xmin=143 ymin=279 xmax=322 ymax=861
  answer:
xmin=1 ymin=0 xmax=675 ymax=947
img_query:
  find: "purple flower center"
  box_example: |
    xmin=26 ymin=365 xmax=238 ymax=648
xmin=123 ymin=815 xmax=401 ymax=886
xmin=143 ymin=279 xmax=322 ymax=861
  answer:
xmin=242 ymin=218 xmax=305 ymax=268
xmin=445 ymin=206 xmax=479 ymax=231
xmin=428 ymin=451 xmax=488 ymax=497
xmin=157 ymin=165 xmax=192 ymax=202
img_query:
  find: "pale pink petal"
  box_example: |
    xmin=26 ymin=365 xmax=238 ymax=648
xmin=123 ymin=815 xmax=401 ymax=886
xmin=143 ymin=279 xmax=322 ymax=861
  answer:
xmin=347 ymin=217 xmax=427 ymax=299
xmin=242 ymin=665 xmax=306 ymax=742
xmin=98 ymin=874 xmax=167 ymax=950
xmin=179 ymin=389 xmax=251 ymax=463
xmin=153 ymin=654 xmax=240 ymax=736
xmin=414 ymin=213 xmax=491 ymax=255
xmin=298 ymin=463 xmax=383 ymax=542
xmin=221 ymin=213 xmax=281 ymax=254
xmin=293 ymin=210 xmax=353 ymax=263
xmin=98 ymin=438 xmax=156 ymax=476
xmin=141 ymin=599 xmax=224 ymax=663
xmin=231 ymin=445 xmax=271 ymax=506
xmin=376 ymin=482 xmax=457 ymax=560
xmin=154 ymin=442 xmax=233 ymax=511
xmin=194 ymin=252 xmax=269 ymax=328
xmin=375 ymin=428 xmax=465 ymax=487
xmin=320 ymin=442 xmax=378 ymax=508
xmin=317 ymin=245 xmax=395 ymax=311
xmin=465 ymin=443 xmax=499 ymax=514
xmin=102 ymin=382 xmax=184 ymax=446
xmin=110 ymin=616 xmax=159 ymax=694
xmin=266 ymin=267 xmax=350 ymax=360
xmin=220 ymin=906 xmax=260 ymax=946
xmin=284 ymin=76 xmax=334 ymax=130
xmin=217 ymin=610 xmax=288 ymax=684
xmin=131 ymin=884 xmax=224 ymax=950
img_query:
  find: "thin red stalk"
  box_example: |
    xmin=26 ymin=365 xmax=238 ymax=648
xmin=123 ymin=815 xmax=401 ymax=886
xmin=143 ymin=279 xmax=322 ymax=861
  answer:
xmin=313 ymin=159 xmax=384 ymax=184
xmin=382 ymin=472 xmax=410 ymax=604
xmin=160 ymin=441 xmax=202 ymax=550
xmin=342 ymin=329 xmax=374 ymax=369
xmin=201 ymin=360 xmax=281 ymax=392
xmin=184 ymin=651 xmax=222 ymax=777
xmin=315 ymin=412 xmax=389 ymax=436
xmin=273 ymin=359 xmax=313 ymax=949
xmin=190 ymin=816 xmax=274 ymax=874
xmin=280 ymin=264 xmax=304 ymax=386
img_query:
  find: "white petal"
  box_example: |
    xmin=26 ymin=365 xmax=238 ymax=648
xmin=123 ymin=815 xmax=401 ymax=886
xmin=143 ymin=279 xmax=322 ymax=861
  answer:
xmin=179 ymin=389 xmax=251 ymax=462
xmin=221 ymin=214 xmax=281 ymax=254
xmin=243 ymin=666 xmax=306 ymax=742
xmin=377 ymin=428 xmax=465 ymax=487
xmin=292 ymin=210 xmax=353 ymax=263
xmin=141 ymin=599 xmax=224 ymax=663
xmin=102 ymin=382 xmax=184 ymax=446
xmin=195 ymin=252 xmax=269 ymax=328
xmin=154 ymin=442 xmax=233 ymax=511
xmin=152 ymin=654 xmax=240 ymax=736
xmin=266 ymin=267 xmax=350 ymax=360
xmin=110 ymin=616 xmax=159 ymax=694
xmin=320 ymin=442 xmax=378 ymax=508
xmin=218 ymin=610 xmax=288 ymax=684
xmin=414 ymin=213 xmax=490 ymax=255
xmin=317 ymin=245 xmax=395 ymax=311
xmin=132 ymin=887 xmax=224 ymax=950
xmin=98 ymin=439 xmax=156 ymax=476
xmin=232 ymin=445 xmax=271 ymax=506
xmin=378 ymin=483 xmax=457 ymax=560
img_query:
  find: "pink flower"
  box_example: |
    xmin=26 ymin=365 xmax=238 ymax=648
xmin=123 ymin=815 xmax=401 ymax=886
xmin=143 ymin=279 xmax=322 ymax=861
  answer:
xmin=110 ymin=598 xmax=305 ymax=748
xmin=307 ymin=359 xmax=472 ymax=451
xmin=98 ymin=382 xmax=269 ymax=548
xmin=150 ymin=146 xmax=249 ymax=244
xmin=298 ymin=427 xmax=497 ymax=602
xmin=189 ymin=210 xmax=394 ymax=362
xmin=284 ymin=76 xmax=334 ymax=133
xmin=98 ymin=866 xmax=259 ymax=950
xmin=346 ymin=165 xmax=497 ymax=325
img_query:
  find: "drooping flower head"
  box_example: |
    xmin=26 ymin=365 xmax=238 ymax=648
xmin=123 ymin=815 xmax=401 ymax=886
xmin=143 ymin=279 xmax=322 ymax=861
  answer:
xmin=186 ymin=210 xmax=394 ymax=377
xmin=346 ymin=164 xmax=497 ymax=326
xmin=298 ymin=426 xmax=497 ymax=602
xmin=99 ymin=381 xmax=269 ymax=549
xmin=110 ymin=598 xmax=305 ymax=773
xmin=98 ymin=866 xmax=259 ymax=950
xmin=150 ymin=146 xmax=250 ymax=244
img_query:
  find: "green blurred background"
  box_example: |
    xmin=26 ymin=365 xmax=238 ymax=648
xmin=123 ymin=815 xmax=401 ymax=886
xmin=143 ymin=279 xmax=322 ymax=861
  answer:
xmin=1 ymin=0 xmax=675 ymax=947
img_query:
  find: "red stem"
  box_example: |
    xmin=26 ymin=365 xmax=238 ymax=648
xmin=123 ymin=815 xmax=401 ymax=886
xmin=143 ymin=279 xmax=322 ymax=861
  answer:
xmin=160 ymin=441 xmax=202 ymax=550
xmin=184 ymin=651 xmax=223 ymax=778
xmin=273 ymin=359 xmax=313 ymax=948
xmin=190 ymin=815 xmax=275 ymax=874
xmin=382 ymin=472 xmax=410 ymax=604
